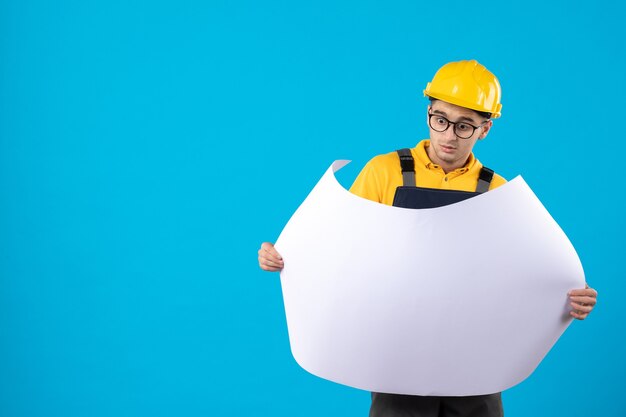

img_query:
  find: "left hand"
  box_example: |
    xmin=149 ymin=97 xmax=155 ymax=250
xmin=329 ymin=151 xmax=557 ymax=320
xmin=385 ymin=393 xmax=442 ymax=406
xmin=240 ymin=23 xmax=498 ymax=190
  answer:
xmin=568 ymin=285 xmax=598 ymax=320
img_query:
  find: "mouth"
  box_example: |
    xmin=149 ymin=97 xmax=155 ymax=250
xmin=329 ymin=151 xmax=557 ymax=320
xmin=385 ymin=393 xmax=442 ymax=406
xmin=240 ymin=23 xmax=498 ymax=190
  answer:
xmin=440 ymin=144 xmax=456 ymax=153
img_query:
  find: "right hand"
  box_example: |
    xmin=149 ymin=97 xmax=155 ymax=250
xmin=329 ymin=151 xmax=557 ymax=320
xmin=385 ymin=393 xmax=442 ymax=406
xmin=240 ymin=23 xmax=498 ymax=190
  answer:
xmin=258 ymin=242 xmax=284 ymax=272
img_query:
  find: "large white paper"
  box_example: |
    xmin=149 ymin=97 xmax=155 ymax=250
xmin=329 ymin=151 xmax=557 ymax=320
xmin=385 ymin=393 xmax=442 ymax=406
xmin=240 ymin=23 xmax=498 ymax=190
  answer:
xmin=275 ymin=160 xmax=585 ymax=396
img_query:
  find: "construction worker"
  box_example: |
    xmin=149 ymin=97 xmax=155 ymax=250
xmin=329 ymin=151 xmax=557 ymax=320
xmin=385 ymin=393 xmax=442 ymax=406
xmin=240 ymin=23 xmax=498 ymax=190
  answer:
xmin=258 ymin=60 xmax=598 ymax=417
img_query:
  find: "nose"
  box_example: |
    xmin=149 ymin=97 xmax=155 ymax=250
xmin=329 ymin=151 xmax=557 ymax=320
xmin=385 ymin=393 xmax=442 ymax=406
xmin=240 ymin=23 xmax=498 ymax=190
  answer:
xmin=444 ymin=125 xmax=458 ymax=141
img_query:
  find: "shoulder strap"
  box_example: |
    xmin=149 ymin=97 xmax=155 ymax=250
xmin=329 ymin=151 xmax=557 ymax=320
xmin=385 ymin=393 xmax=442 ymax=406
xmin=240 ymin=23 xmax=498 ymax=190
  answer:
xmin=396 ymin=149 xmax=415 ymax=187
xmin=476 ymin=167 xmax=494 ymax=193
xmin=398 ymin=148 xmax=494 ymax=192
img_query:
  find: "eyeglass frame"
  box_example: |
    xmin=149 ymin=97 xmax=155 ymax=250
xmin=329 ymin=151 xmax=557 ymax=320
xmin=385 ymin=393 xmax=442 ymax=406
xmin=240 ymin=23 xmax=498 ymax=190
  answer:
xmin=427 ymin=112 xmax=489 ymax=139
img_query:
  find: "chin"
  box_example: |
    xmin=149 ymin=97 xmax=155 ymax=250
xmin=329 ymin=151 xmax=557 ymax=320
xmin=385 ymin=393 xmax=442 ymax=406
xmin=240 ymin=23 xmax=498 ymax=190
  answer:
xmin=436 ymin=153 xmax=457 ymax=163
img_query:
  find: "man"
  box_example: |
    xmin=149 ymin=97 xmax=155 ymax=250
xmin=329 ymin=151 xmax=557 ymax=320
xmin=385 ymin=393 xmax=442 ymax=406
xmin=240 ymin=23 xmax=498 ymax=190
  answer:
xmin=258 ymin=60 xmax=597 ymax=417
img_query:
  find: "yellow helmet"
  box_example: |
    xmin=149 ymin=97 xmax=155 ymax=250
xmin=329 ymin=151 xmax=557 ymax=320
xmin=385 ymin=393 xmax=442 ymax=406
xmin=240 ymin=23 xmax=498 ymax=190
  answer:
xmin=424 ymin=60 xmax=502 ymax=119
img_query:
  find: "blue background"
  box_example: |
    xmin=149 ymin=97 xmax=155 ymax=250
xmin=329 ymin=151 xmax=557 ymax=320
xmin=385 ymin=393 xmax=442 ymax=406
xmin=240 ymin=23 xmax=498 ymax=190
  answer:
xmin=1 ymin=1 xmax=624 ymax=416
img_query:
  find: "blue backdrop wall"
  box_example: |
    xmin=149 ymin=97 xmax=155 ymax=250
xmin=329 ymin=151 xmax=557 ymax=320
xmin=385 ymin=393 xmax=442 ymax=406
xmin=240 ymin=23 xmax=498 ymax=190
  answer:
xmin=1 ymin=1 xmax=624 ymax=416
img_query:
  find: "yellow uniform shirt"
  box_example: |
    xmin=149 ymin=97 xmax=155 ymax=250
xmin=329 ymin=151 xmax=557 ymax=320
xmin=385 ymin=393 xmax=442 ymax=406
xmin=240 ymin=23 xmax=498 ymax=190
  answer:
xmin=349 ymin=140 xmax=507 ymax=205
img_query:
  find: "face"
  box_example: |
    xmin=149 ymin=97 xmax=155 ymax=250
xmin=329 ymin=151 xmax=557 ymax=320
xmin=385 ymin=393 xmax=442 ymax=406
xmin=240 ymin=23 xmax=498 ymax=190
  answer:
xmin=426 ymin=100 xmax=492 ymax=172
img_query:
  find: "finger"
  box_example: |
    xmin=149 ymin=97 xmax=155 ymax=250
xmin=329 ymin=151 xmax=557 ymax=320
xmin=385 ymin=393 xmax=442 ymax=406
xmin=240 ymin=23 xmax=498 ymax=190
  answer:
xmin=570 ymin=302 xmax=593 ymax=313
xmin=258 ymin=256 xmax=284 ymax=271
xmin=260 ymin=242 xmax=279 ymax=255
xmin=260 ymin=265 xmax=281 ymax=272
xmin=568 ymin=288 xmax=598 ymax=298
xmin=569 ymin=295 xmax=597 ymax=306
xmin=258 ymin=244 xmax=284 ymax=260
xmin=258 ymin=252 xmax=284 ymax=266
xmin=260 ymin=257 xmax=283 ymax=268
xmin=258 ymin=260 xmax=281 ymax=272
xmin=260 ymin=242 xmax=283 ymax=260
xmin=264 ymin=247 xmax=283 ymax=261
xmin=265 ymin=250 xmax=283 ymax=262
xmin=570 ymin=310 xmax=589 ymax=320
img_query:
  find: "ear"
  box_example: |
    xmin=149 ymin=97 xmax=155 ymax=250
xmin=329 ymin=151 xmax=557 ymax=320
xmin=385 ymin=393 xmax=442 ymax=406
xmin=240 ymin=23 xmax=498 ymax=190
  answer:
xmin=478 ymin=120 xmax=493 ymax=140
xmin=426 ymin=105 xmax=432 ymax=124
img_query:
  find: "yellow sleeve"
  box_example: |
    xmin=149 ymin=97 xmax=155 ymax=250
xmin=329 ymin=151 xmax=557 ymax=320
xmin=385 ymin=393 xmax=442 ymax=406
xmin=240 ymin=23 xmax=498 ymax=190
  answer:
xmin=349 ymin=158 xmax=384 ymax=203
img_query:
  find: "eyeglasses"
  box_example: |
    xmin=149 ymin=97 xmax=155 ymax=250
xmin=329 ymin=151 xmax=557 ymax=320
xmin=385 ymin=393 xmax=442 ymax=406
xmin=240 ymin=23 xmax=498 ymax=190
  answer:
xmin=428 ymin=113 xmax=487 ymax=139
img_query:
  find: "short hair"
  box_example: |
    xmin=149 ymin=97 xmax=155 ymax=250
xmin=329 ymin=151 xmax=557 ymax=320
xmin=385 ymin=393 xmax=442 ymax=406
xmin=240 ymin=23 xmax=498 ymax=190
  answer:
xmin=428 ymin=97 xmax=492 ymax=120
